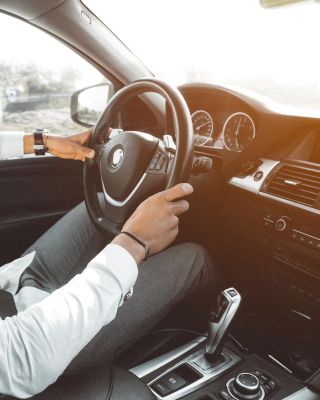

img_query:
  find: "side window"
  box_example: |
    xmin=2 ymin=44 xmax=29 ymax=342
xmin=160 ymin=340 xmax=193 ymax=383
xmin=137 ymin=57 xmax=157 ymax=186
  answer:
xmin=0 ymin=13 xmax=110 ymax=138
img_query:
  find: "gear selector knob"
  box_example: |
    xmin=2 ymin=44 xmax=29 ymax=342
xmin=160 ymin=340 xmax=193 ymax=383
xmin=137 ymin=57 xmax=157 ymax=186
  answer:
xmin=206 ymin=288 xmax=241 ymax=359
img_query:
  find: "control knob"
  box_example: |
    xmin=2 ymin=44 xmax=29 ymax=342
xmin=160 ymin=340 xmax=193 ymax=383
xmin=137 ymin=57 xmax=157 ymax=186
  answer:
xmin=275 ymin=216 xmax=291 ymax=232
xmin=227 ymin=373 xmax=265 ymax=400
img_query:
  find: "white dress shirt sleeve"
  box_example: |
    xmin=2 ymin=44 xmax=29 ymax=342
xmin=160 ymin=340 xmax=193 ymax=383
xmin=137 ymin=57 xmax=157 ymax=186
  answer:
xmin=0 ymin=243 xmax=138 ymax=398
xmin=0 ymin=131 xmax=25 ymax=160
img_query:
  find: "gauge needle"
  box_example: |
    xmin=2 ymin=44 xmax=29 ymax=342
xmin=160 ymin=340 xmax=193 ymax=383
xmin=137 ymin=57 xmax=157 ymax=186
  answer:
xmin=196 ymin=121 xmax=210 ymax=132
xmin=235 ymin=118 xmax=242 ymax=137
xmin=235 ymin=136 xmax=240 ymax=150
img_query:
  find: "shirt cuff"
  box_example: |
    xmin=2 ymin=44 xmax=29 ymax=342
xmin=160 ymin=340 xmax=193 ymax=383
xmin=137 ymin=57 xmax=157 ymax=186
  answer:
xmin=0 ymin=131 xmax=25 ymax=160
xmin=85 ymin=243 xmax=138 ymax=306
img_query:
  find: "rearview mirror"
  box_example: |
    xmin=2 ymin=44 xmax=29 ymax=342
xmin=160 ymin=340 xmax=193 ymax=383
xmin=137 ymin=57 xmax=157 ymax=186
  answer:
xmin=260 ymin=0 xmax=319 ymax=7
xmin=70 ymin=83 xmax=112 ymax=128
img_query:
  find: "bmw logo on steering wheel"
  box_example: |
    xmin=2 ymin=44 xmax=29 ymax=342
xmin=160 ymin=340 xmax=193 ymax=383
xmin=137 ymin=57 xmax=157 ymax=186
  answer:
xmin=111 ymin=148 xmax=124 ymax=169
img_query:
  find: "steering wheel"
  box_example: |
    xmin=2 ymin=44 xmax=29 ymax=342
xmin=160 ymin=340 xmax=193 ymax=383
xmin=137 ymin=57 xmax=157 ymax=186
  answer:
xmin=83 ymin=78 xmax=193 ymax=236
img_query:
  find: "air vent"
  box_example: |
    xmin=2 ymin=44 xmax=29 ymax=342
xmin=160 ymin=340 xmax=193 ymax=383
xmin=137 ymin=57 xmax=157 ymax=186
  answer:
xmin=262 ymin=163 xmax=320 ymax=209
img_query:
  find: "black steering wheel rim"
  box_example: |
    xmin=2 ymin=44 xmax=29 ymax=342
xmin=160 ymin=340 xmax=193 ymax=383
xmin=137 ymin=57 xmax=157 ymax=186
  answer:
xmin=83 ymin=78 xmax=193 ymax=236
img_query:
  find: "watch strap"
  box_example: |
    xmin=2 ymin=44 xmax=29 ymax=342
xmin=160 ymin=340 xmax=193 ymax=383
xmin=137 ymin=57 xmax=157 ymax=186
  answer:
xmin=33 ymin=129 xmax=49 ymax=156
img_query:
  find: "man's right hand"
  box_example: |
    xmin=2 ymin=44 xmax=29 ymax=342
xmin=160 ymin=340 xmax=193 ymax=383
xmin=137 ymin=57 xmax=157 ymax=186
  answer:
xmin=112 ymin=183 xmax=193 ymax=264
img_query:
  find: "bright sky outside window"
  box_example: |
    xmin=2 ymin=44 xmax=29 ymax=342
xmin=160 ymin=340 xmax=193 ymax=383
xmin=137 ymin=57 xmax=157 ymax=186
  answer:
xmin=83 ymin=0 xmax=320 ymax=113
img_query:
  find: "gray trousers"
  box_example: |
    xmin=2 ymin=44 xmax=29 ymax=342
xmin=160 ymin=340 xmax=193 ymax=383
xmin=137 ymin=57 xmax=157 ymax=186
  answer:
xmin=20 ymin=201 xmax=214 ymax=373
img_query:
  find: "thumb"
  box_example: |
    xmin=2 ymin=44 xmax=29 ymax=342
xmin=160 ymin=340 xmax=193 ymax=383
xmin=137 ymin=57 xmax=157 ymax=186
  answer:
xmin=161 ymin=183 xmax=193 ymax=202
xmin=72 ymin=142 xmax=95 ymax=159
xmin=83 ymin=147 xmax=95 ymax=159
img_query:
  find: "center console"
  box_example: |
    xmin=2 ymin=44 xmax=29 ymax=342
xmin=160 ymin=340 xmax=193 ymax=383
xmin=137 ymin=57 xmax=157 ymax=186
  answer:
xmin=130 ymin=288 xmax=316 ymax=400
xmin=228 ymin=158 xmax=320 ymax=320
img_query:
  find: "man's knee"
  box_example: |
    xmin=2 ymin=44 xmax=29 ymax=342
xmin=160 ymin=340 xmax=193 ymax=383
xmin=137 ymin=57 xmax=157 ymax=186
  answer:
xmin=160 ymin=242 xmax=215 ymax=299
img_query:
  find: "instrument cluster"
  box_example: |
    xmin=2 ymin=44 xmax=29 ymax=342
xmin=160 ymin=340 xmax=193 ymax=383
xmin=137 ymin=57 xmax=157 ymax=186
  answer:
xmin=191 ymin=109 xmax=256 ymax=152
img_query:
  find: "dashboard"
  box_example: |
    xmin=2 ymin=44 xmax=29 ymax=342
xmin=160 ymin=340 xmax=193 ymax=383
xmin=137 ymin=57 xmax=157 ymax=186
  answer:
xmin=170 ymin=83 xmax=320 ymax=322
xmin=178 ymin=83 xmax=259 ymax=153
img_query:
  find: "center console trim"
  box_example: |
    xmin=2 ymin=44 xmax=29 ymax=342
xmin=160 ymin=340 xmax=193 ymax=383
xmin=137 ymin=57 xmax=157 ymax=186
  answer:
xmin=283 ymin=388 xmax=319 ymax=399
xmin=131 ymin=338 xmax=241 ymax=400
xmin=259 ymin=192 xmax=320 ymax=216
xmin=149 ymin=348 xmax=241 ymax=400
xmin=229 ymin=158 xmax=320 ymax=215
xmin=229 ymin=159 xmax=279 ymax=194
xmin=130 ymin=336 xmax=206 ymax=379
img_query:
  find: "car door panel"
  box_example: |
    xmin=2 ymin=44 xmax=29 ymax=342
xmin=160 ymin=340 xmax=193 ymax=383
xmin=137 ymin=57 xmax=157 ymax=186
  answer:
xmin=0 ymin=157 xmax=84 ymax=266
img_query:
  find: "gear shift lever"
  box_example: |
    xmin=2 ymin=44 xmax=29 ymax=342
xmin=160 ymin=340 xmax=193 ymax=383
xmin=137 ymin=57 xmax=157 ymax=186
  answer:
xmin=205 ymin=288 xmax=241 ymax=360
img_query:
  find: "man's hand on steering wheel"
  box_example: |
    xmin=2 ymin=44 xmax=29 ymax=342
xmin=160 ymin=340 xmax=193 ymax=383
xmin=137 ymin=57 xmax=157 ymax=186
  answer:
xmin=112 ymin=183 xmax=193 ymax=264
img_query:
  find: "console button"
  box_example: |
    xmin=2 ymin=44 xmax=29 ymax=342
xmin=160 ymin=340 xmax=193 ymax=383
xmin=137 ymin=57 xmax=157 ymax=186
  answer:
xmin=275 ymin=216 xmax=291 ymax=232
xmin=238 ymin=373 xmax=260 ymax=387
xmin=151 ymin=372 xmax=187 ymax=396
xmin=258 ymin=373 xmax=270 ymax=384
xmin=219 ymin=389 xmax=233 ymax=400
xmin=227 ymin=289 xmax=239 ymax=297
xmin=299 ymin=234 xmax=307 ymax=244
xmin=267 ymin=379 xmax=277 ymax=391
xmin=152 ymin=380 xmax=171 ymax=396
xmin=263 ymin=379 xmax=278 ymax=395
xmin=228 ymin=373 xmax=261 ymax=400
xmin=254 ymin=370 xmax=263 ymax=376
xmin=263 ymin=218 xmax=274 ymax=228
xmin=254 ymin=171 xmax=264 ymax=181
xmin=163 ymin=372 xmax=187 ymax=392
xmin=263 ymin=383 xmax=272 ymax=395
xmin=275 ymin=218 xmax=287 ymax=231
xmin=307 ymin=238 xmax=316 ymax=248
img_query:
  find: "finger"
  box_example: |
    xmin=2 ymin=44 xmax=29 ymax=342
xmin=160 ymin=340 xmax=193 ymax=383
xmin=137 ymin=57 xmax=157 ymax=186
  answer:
xmin=47 ymin=136 xmax=94 ymax=159
xmin=69 ymin=142 xmax=95 ymax=159
xmin=170 ymin=199 xmax=190 ymax=216
xmin=162 ymin=183 xmax=193 ymax=202
xmin=49 ymin=150 xmax=80 ymax=161
xmin=49 ymin=151 xmax=73 ymax=159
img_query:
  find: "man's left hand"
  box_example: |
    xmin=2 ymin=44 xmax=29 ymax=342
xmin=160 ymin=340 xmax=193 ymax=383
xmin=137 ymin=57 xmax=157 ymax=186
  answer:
xmin=24 ymin=130 xmax=95 ymax=161
xmin=45 ymin=131 xmax=95 ymax=161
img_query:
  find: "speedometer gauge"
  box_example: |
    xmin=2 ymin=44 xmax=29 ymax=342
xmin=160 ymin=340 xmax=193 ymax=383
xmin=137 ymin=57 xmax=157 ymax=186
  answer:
xmin=222 ymin=112 xmax=255 ymax=152
xmin=191 ymin=110 xmax=214 ymax=146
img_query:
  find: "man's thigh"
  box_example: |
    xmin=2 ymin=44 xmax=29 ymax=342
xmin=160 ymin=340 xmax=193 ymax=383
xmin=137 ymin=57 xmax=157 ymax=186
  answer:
xmin=20 ymin=201 xmax=106 ymax=291
xmin=67 ymin=242 xmax=215 ymax=372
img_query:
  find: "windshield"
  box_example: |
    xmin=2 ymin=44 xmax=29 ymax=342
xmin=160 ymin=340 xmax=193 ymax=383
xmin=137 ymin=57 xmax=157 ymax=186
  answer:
xmin=83 ymin=0 xmax=320 ymax=113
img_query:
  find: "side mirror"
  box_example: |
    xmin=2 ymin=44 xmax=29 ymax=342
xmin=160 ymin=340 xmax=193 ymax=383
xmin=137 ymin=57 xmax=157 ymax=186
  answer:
xmin=70 ymin=83 xmax=112 ymax=128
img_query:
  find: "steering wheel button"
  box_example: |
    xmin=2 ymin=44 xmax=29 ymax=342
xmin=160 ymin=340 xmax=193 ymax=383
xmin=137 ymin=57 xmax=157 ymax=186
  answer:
xmin=155 ymin=156 xmax=164 ymax=170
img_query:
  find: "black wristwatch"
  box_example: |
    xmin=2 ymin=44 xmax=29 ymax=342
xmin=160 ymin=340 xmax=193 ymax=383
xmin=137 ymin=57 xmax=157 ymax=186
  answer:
xmin=33 ymin=129 xmax=49 ymax=156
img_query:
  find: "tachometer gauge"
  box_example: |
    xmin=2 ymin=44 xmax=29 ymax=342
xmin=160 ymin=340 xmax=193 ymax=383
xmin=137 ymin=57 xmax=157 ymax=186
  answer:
xmin=222 ymin=112 xmax=255 ymax=152
xmin=191 ymin=110 xmax=214 ymax=146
